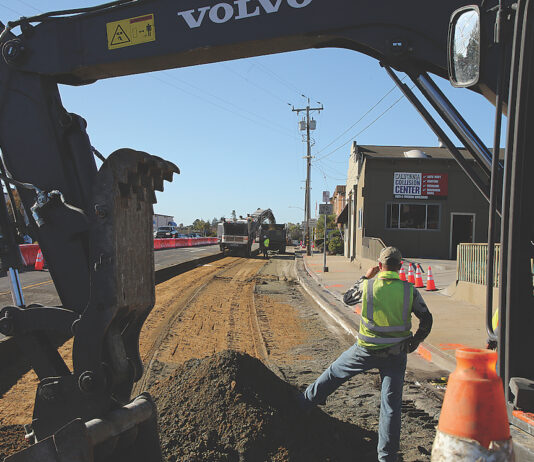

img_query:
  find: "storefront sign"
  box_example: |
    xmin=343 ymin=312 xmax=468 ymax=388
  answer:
xmin=393 ymin=172 xmax=448 ymax=199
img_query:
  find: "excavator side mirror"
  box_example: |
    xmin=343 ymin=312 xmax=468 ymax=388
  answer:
xmin=448 ymin=6 xmax=482 ymax=88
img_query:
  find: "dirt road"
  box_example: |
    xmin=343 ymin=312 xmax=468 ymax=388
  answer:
xmin=138 ymin=253 xmax=444 ymax=461
xmin=0 ymin=253 xmax=444 ymax=461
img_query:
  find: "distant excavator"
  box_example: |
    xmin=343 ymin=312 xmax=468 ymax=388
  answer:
xmin=218 ymin=208 xmax=275 ymax=256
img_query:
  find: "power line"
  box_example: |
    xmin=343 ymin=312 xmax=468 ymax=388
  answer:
xmin=254 ymin=62 xmax=311 ymax=100
xmin=315 ymin=159 xmax=347 ymax=177
xmin=160 ymin=70 xmax=295 ymax=136
xmin=313 ymin=164 xmax=345 ymax=182
xmin=222 ymin=63 xmax=290 ymax=106
xmin=0 ymin=2 xmax=24 ymax=16
xmin=315 ymin=77 xmax=407 ymax=156
xmin=316 ymin=89 xmax=412 ymax=162
xmin=150 ymin=74 xmax=295 ymax=139
xmin=314 ymin=162 xmax=345 ymax=180
xmin=251 ymin=62 xmax=323 ymax=118
xmin=13 ymin=0 xmax=42 ymax=13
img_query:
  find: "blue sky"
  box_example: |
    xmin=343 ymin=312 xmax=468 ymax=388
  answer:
xmin=0 ymin=1 xmax=501 ymax=226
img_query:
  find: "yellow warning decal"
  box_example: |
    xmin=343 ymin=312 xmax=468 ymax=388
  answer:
xmin=107 ymin=14 xmax=155 ymax=50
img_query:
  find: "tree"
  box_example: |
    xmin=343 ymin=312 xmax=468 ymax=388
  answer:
xmin=328 ymin=229 xmax=344 ymax=255
xmin=314 ymin=214 xmax=338 ymax=251
xmin=287 ymin=223 xmax=303 ymax=241
xmin=316 ymin=214 xmax=337 ymax=241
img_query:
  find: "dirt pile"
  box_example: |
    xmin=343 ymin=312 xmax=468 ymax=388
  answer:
xmin=151 ymin=350 xmax=377 ymax=462
xmin=0 ymin=426 xmax=27 ymax=461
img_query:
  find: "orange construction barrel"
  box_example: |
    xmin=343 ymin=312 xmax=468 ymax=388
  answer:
xmin=431 ymin=348 xmax=514 ymax=461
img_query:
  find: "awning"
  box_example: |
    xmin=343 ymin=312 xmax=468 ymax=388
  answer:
xmin=336 ymin=204 xmax=348 ymax=224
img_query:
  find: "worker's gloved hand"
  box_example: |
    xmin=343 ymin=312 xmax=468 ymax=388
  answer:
xmin=402 ymin=337 xmax=420 ymax=354
xmin=343 ymin=289 xmax=358 ymax=306
xmin=486 ymin=339 xmax=498 ymax=350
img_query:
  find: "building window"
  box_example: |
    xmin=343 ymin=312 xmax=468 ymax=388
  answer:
xmin=358 ymin=208 xmax=363 ymax=229
xmin=386 ymin=203 xmax=440 ymax=230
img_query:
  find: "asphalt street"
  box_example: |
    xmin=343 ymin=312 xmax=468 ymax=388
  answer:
xmin=0 ymin=245 xmax=221 ymax=339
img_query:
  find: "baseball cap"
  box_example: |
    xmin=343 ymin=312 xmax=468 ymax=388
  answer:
xmin=378 ymin=246 xmax=402 ymax=265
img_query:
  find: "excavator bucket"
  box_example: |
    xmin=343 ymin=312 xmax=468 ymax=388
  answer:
xmin=4 ymin=149 xmax=178 ymax=462
xmin=6 ymin=394 xmax=160 ymax=462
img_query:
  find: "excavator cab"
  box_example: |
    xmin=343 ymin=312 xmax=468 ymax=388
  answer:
xmin=448 ymin=1 xmax=534 ymax=457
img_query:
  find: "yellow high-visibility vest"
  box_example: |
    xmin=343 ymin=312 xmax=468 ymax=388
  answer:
xmin=492 ymin=309 xmax=499 ymax=331
xmin=358 ymin=271 xmax=414 ymax=350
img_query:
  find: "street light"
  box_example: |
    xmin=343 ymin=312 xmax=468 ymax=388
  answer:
xmin=320 ymin=191 xmax=332 ymax=273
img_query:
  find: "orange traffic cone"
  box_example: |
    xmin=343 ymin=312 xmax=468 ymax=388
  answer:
xmin=407 ymin=263 xmax=415 ymax=284
xmin=432 ymin=348 xmax=514 ymax=460
xmin=414 ymin=264 xmax=424 ymax=288
xmin=34 ymin=249 xmax=44 ymax=271
xmin=426 ymin=266 xmax=437 ymax=291
xmin=399 ymin=266 xmax=407 ymax=282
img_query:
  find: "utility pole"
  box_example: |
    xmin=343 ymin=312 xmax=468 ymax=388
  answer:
xmin=292 ymin=98 xmax=323 ymax=256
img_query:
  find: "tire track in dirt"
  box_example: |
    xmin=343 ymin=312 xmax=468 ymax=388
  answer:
xmin=155 ymin=258 xmax=267 ymax=366
xmin=135 ymin=257 xmax=245 ymax=394
xmin=139 ymin=256 xmax=313 ymax=392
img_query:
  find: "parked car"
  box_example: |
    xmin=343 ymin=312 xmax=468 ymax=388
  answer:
xmin=155 ymin=226 xmax=179 ymax=238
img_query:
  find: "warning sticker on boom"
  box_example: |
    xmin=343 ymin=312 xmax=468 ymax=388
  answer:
xmin=107 ymin=14 xmax=155 ymax=50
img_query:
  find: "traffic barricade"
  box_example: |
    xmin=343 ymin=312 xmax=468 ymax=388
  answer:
xmin=175 ymin=238 xmax=187 ymax=248
xmin=19 ymin=244 xmax=40 ymax=266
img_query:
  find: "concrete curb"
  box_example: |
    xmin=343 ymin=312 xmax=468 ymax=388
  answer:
xmin=155 ymin=251 xmax=224 ymax=284
xmin=297 ymin=255 xmax=456 ymax=373
xmin=302 ymin=256 xmax=345 ymax=303
xmin=296 ymin=256 xmax=359 ymax=339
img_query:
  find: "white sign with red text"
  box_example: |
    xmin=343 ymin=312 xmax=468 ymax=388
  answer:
xmin=394 ymin=172 xmax=448 ymax=199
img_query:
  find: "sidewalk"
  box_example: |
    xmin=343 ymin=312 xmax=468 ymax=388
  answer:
xmin=299 ymin=252 xmax=488 ymax=372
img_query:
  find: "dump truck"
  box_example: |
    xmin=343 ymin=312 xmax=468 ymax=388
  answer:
xmin=217 ymin=220 xmax=253 ymax=256
xmin=259 ymin=223 xmax=287 ymax=254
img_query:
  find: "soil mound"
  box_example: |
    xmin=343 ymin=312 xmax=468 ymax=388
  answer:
xmin=151 ymin=350 xmax=376 ymax=462
xmin=0 ymin=425 xmax=28 ymax=460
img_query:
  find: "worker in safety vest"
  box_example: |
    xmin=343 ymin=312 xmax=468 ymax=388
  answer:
xmin=261 ymin=236 xmax=269 ymax=259
xmin=486 ymin=309 xmax=499 ymax=350
xmin=301 ymin=247 xmax=433 ymax=462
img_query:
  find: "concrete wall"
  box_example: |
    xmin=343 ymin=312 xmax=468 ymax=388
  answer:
xmin=358 ymin=157 xmax=490 ymax=260
xmin=450 ymin=281 xmax=500 ymax=310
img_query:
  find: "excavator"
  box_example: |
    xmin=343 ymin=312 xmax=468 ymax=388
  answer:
xmin=0 ymin=0 xmax=532 ymax=460
xmin=218 ymin=208 xmax=275 ymax=256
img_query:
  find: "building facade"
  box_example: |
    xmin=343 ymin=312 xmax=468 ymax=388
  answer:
xmin=331 ymin=185 xmax=346 ymax=216
xmin=338 ymin=144 xmax=493 ymax=260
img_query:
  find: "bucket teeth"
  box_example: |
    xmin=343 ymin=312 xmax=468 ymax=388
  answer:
xmin=102 ymin=148 xmax=179 ymax=203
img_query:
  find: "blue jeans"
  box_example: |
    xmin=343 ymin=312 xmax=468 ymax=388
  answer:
xmin=304 ymin=343 xmax=407 ymax=462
